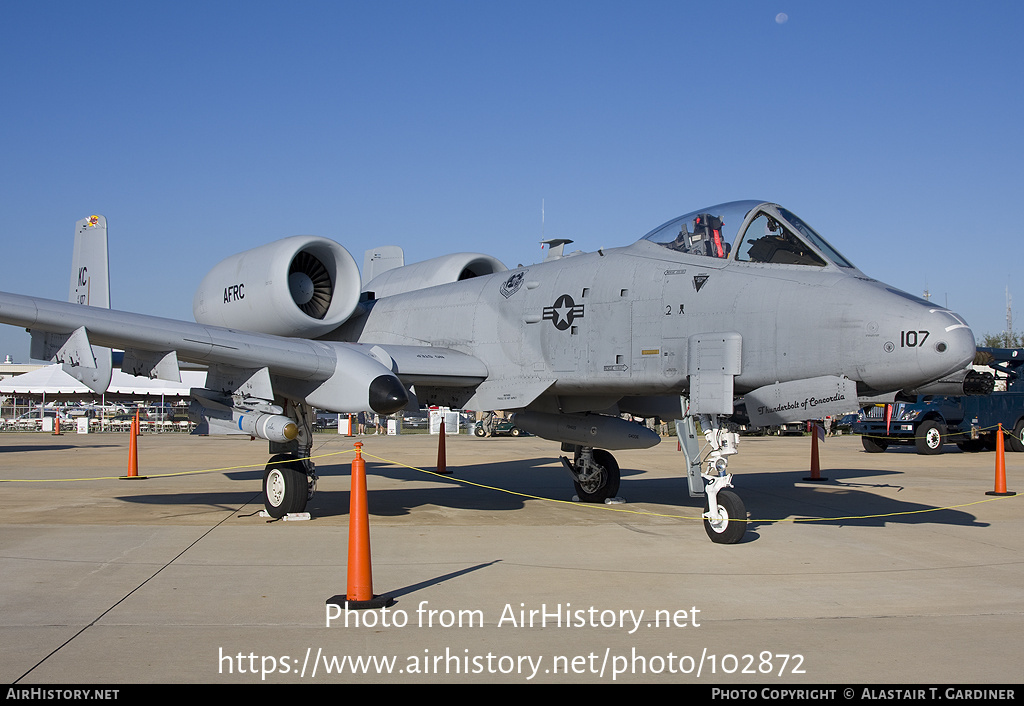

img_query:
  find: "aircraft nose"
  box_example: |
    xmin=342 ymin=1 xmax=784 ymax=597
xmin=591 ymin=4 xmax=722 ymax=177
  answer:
xmin=916 ymin=309 xmax=976 ymax=382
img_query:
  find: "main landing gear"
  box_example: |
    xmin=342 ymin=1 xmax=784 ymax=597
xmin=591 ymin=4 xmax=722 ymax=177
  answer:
xmin=261 ymin=403 xmax=317 ymax=518
xmin=559 ymin=412 xmax=748 ymax=543
xmin=262 ymin=454 xmax=316 ymax=518
xmin=560 ymin=446 xmax=621 ymax=503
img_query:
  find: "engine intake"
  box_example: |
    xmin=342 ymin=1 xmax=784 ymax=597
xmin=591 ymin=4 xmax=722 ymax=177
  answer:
xmin=363 ymin=252 xmax=506 ymax=299
xmin=193 ymin=236 xmax=361 ymax=338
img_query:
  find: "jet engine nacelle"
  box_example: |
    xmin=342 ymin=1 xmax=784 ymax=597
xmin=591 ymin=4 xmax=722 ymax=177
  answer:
xmin=362 ymin=252 xmax=507 ymax=299
xmin=193 ymin=236 xmax=361 ymax=338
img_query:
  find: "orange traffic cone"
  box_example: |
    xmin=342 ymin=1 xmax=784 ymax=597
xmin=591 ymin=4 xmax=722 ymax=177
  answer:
xmin=436 ymin=418 xmax=451 ymax=474
xmin=804 ymin=423 xmax=828 ymax=482
xmin=987 ymin=424 xmax=1015 ymax=496
xmin=120 ymin=412 xmax=146 ymax=480
xmin=52 ymin=415 xmax=63 ymax=435
xmin=327 ymin=442 xmax=392 ymax=609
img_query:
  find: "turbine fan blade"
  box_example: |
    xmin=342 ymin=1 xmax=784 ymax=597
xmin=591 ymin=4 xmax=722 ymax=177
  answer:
xmin=289 ymin=251 xmax=333 ymax=319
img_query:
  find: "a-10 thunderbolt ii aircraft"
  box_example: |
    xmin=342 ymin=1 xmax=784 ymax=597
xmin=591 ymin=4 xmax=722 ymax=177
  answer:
xmin=0 ymin=201 xmax=978 ymax=543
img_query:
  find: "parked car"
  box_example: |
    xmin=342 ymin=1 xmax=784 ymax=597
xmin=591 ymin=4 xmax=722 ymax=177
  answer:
xmin=401 ymin=412 xmax=429 ymax=429
xmin=3 ymin=408 xmax=73 ymax=430
xmin=315 ymin=411 xmax=339 ymax=429
xmin=474 ymin=418 xmax=527 ymax=437
xmin=833 ymin=413 xmax=858 ymax=435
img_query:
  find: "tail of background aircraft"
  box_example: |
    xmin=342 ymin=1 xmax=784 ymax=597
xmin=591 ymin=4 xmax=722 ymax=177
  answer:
xmin=362 ymin=246 xmax=404 ymax=288
xmin=28 ymin=215 xmax=113 ymax=393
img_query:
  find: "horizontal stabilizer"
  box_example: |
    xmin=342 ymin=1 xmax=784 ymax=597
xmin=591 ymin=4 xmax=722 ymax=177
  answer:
xmin=745 ymin=376 xmax=858 ymax=427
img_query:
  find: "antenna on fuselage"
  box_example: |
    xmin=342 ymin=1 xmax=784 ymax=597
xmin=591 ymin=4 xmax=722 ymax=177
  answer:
xmin=541 ymin=238 xmax=574 ymax=261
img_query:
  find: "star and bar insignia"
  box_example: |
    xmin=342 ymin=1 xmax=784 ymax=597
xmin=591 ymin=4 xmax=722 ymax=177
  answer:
xmin=543 ymin=294 xmax=585 ymax=331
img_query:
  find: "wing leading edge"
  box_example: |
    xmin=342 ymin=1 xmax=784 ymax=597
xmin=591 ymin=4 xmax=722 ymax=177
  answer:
xmin=0 ymin=291 xmax=490 ymax=414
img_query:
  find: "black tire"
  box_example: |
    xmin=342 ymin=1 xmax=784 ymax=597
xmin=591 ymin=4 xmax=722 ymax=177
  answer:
xmin=957 ymin=438 xmax=985 ymax=453
xmin=474 ymin=425 xmax=486 ymax=437
xmin=703 ymin=489 xmax=747 ymax=544
xmin=862 ymin=436 xmax=888 ymax=453
xmin=1009 ymin=420 xmax=1024 ymax=453
xmin=262 ymin=455 xmax=308 ymax=518
xmin=510 ymin=427 xmax=521 ymax=437
xmin=573 ymin=449 xmax=620 ymax=503
xmin=915 ymin=420 xmax=945 ymax=455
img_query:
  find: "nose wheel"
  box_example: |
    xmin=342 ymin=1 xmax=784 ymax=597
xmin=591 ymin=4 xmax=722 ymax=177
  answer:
xmin=678 ymin=409 xmax=748 ymax=544
xmin=703 ymin=485 xmax=746 ymax=544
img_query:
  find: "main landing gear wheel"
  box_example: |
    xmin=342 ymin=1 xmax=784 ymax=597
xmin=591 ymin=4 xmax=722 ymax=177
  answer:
xmin=263 ymin=454 xmax=309 ymax=518
xmin=573 ymin=449 xmax=620 ymax=503
xmin=915 ymin=420 xmax=945 ymax=455
xmin=703 ymin=489 xmax=746 ymax=544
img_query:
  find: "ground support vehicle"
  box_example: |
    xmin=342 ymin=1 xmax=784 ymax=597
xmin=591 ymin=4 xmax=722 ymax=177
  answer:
xmin=474 ymin=418 xmax=526 ymax=437
xmin=853 ymin=347 xmax=1024 ymax=454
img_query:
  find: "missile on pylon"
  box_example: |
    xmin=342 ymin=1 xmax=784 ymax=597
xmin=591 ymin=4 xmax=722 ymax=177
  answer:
xmin=188 ymin=397 xmax=298 ymax=444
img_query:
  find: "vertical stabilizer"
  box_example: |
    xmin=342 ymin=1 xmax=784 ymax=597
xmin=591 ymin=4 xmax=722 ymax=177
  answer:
xmin=70 ymin=215 xmax=110 ymax=308
xmin=362 ymin=246 xmax=404 ymax=288
xmin=51 ymin=215 xmax=112 ymax=392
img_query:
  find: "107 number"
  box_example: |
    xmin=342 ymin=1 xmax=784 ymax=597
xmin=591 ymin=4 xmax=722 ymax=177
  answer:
xmin=901 ymin=330 xmax=930 ymax=347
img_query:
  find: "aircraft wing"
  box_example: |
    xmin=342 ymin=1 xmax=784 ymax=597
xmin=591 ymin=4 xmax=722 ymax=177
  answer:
xmin=0 ymin=291 xmax=487 ymax=414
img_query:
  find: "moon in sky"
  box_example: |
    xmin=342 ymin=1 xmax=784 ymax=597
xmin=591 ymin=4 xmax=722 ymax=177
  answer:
xmin=775 ymin=13 xmax=788 ymax=24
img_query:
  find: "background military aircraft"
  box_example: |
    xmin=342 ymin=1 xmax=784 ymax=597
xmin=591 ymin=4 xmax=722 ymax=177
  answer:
xmin=0 ymin=202 xmax=977 ymax=543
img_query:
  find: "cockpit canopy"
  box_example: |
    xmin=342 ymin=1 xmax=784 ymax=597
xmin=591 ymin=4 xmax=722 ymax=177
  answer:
xmin=640 ymin=200 xmax=855 ymax=269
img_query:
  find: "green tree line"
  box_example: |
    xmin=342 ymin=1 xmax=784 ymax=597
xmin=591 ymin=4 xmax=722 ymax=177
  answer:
xmin=980 ymin=332 xmax=1024 ymax=348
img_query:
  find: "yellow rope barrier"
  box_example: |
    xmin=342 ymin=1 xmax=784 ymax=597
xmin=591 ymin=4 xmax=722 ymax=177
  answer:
xmin=0 ymin=443 xmax=1016 ymax=524
xmin=358 ymin=451 xmax=1019 ymax=525
xmin=858 ymin=421 xmax=1011 ymax=443
xmin=0 ymin=448 xmax=356 ymax=483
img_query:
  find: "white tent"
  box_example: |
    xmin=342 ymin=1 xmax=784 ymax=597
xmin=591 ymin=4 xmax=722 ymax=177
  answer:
xmin=0 ymin=364 xmax=206 ymax=397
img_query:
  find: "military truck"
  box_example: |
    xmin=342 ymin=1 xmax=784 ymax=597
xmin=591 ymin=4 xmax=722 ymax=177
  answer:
xmin=852 ymin=347 xmax=1024 ymax=455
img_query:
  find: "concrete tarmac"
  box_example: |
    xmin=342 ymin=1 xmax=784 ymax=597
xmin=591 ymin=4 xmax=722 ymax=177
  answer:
xmin=1 ymin=429 xmax=1021 ymax=684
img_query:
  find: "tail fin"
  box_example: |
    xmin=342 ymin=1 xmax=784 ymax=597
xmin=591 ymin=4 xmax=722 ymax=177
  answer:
xmin=69 ymin=215 xmax=110 ymax=308
xmin=29 ymin=215 xmax=113 ymax=393
xmin=362 ymin=246 xmax=404 ymax=288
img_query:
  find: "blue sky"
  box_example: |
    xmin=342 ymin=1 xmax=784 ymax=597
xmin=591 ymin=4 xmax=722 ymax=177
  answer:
xmin=2 ymin=0 xmax=1022 ymax=360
